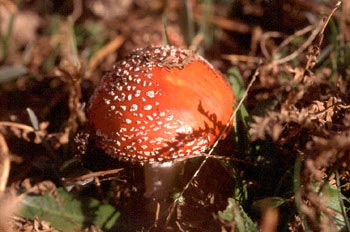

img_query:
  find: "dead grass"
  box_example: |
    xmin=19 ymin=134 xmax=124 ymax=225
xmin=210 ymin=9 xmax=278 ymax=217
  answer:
xmin=0 ymin=0 xmax=349 ymax=231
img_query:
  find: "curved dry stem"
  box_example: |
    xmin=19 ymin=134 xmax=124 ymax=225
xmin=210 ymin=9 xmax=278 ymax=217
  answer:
xmin=273 ymin=22 xmax=323 ymax=65
xmin=61 ymin=168 xmax=124 ymax=184
xmin=274 ymin=24 xmax=315 ymax=55
xmin=222 ymin=54 xmax=261 ymax=63
xmin=0 ymin=121 xmax=34 ymax=133
xmin=0 ymin=134 xmax=10 ymax=192
xmin=260 ymin=31 xmax=284 ymax=59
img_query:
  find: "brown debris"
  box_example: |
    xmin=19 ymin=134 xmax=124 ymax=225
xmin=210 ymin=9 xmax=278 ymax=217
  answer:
xmin=0 ymin=0 xmax=349 ymax=231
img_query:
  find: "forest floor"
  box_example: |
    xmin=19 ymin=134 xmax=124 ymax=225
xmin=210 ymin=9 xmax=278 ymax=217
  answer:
xmin=0 ymin=0 xmax=349 ymax=231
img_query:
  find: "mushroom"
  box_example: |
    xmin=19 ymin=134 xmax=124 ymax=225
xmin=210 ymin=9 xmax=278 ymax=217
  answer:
xmin=87 ymin=45 xmax=235 ymax=200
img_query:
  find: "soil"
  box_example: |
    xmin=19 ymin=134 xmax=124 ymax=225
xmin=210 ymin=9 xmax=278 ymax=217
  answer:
xmin=0 ymin=0 xmax=349 ymax=231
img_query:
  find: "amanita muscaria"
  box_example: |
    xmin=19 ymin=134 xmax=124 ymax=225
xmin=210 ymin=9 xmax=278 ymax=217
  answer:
xmin=87 ymin=45 xmax=235 ymax=164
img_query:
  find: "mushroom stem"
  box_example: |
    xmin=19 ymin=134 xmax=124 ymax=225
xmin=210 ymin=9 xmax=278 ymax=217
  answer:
xmin=144 ymin=161 xmax=183 ymax=200
xmin=143 ymin=161 xmax=185 ymax=227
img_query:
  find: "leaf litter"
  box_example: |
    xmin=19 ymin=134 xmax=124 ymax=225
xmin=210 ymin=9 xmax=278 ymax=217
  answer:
xmin=0 ymin=0 xmax=349 ymax=231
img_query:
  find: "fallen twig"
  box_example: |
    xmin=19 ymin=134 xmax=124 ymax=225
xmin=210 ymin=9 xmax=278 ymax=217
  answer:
xmin=0 ymin=133 xmax=10 ymax=192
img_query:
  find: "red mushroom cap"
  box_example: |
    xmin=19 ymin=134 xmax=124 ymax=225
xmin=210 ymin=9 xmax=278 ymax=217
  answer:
xmin=87 ymin=45 xmax=235 ymax=163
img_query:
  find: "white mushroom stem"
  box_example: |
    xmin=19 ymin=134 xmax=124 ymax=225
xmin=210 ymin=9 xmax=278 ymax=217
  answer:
xmin=144 ymin=161 xmax=184 ymax=200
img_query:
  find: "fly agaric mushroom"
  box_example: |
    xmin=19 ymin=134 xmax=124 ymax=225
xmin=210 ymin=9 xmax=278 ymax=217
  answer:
xmin=87 ymin=45 xmax=235 ymax=163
